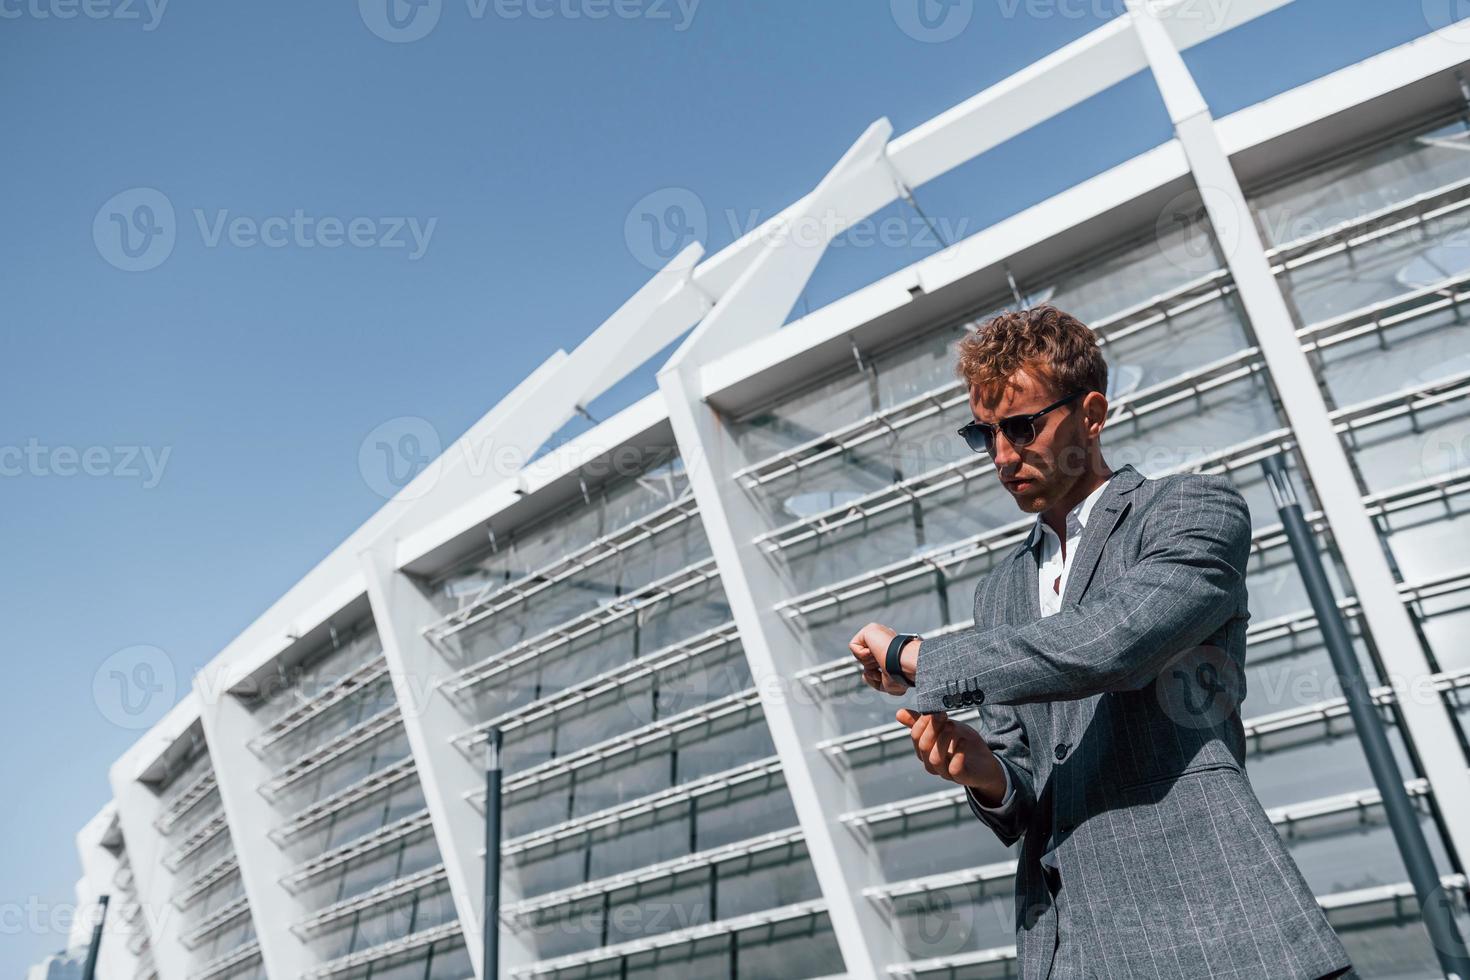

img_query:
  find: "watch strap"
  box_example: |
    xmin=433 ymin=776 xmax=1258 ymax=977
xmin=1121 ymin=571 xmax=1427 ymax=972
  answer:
xmin=885 ymin=632 xmax=919 ymax=683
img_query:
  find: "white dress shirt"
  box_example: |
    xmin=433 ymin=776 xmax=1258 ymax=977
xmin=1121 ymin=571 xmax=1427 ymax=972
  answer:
xmin=969 ymin=473 xmax=1115 ymax=870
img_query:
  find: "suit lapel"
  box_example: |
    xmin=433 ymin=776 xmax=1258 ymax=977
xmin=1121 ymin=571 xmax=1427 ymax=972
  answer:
xmin=1015 ymin=536 xmax=1042 ymax=621
xmin=1059 ymin=465 xmax=1144 ymax=608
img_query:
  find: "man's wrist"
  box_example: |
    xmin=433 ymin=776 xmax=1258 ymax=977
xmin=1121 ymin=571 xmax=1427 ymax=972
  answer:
xmin=899 ymin=635 xmax=921 ymax=685
xmin=968 ymin=755 xmax=1011 ymax=810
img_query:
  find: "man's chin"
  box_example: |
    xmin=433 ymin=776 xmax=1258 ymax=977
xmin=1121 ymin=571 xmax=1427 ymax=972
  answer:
xmin=1006 ymin=483 xmax=1049 ymax=512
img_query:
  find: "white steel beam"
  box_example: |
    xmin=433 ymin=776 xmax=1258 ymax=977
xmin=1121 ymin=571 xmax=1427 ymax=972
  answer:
xmin=687 ymin=0 xmax=1289 ymax=299
xmin=657 ymin=119 xmax=903 ymax=979
xmin=397 ymin=242 xmax=705 ymax=568
xmin=193 ymin=685 xmax=316 ymax=979
xmin=358 ymin=245 xmax=718 ymax=978
xmin=358 ymin=544 xmax=536 ymax=979
xmin=1128 ymin=0 xmax=1470 ymax=869
xmin=75 ymin=806 xmax=144 ymax=980
xmin=107 ymin=754 xmax=193 ymax=980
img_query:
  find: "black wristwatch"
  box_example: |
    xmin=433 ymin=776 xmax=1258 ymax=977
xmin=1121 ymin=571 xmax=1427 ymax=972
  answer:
xmin=885 ymin=632 xmax=921 ymax=684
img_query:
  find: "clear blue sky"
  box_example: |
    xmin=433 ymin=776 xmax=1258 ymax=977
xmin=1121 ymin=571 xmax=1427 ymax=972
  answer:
xmin=0 ymin=0 xmax=1452 ymax=971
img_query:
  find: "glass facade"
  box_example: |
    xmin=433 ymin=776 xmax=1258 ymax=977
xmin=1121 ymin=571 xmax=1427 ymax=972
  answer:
xmin=248 ymin=621 xmax=471 ymax=979
xmin=417 ymin=454 xmax=833 ymax=977
xmin=148 ymin=739 xmax=264 ymax=980
xmin=85 ymin=51 xmax=1470 ymax=980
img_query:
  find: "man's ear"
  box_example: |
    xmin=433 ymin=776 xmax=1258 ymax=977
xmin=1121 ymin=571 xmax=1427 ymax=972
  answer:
xmin=1083 ymin=391 xmax=1108 ymax=435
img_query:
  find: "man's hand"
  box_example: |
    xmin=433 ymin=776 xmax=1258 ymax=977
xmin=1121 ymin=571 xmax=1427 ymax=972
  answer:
xmin=897 ymin=708 xmax=1008 ymax=804
xmin=848 ymin=622 xmax=918 ymax=694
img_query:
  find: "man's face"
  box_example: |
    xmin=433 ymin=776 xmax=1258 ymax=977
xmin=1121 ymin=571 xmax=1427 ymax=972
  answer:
xmin=969 ymin=366 xmax=1095 ymax=515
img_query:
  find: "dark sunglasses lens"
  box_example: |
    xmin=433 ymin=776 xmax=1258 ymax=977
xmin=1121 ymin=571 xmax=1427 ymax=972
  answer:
xmin=961 ymin=424 xmax=992 ymax=454
xmin=1000 ymin=418 xmax=1036 ymax=447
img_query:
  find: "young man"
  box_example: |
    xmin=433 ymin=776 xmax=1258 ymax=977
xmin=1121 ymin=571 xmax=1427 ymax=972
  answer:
xmin=849 ymin=306 xmax=1355 ymax=980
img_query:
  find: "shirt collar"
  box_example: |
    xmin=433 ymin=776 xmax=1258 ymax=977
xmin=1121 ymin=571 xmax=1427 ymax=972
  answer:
xmin=1026 ymin=472 xmax=1114 ymax=548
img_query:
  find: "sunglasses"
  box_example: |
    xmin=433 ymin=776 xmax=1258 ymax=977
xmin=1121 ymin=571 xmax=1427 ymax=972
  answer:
xmin=956 ymin=389 xmax=1086 ymax=455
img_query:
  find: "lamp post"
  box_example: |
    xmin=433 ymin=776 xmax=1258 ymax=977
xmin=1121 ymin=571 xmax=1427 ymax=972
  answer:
xmin=1262 ymin=453 xmax=1469 ymax=978
xmin=484 ymin=728 xmax=502 ymax=980
xmin=80 ymin=894 xmax=108 ymax=980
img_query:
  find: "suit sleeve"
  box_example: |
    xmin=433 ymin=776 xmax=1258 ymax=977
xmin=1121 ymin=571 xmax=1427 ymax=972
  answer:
xmin=964 ymin=703 xmax=1035 ymax=847
xmin=915 ymin=475 xmax=1250 ymax=710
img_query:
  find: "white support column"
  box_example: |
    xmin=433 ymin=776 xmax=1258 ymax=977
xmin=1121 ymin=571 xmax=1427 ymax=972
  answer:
xmin=75 ymin=806 xmax=144 ymax=980
xmin=107 ymin=758 xmax=192 ymax=980
xmin=1128 ymin=0 xmax=1470 ymax=868
xmin=657 ymin=119 xmax=903 ymax=979
xmin=354 ymin=244 xmax=719 ymax=979
xmin=194 ymin=684 xmax=316 ymax=979
xmin=359 ymin=545 xmax=538 ymax=979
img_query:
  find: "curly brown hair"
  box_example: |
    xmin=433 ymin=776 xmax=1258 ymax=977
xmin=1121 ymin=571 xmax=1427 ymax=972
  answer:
xmin=955 ymin=304 xmax=1107 ymax=404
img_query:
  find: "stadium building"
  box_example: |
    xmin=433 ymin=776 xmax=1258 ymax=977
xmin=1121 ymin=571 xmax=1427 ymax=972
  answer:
xmin=71 ymin=4 xmax=1470 ymax=978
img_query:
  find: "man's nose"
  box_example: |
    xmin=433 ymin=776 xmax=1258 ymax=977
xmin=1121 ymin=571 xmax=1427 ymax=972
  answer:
xmin=990 ymin=432 xmax=1021 ymax=468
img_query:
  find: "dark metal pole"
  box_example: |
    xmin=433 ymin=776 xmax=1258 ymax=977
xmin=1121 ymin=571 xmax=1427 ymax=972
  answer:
xmin=1262 ymin=454 xmax=1470 ymax=978
xmin=484 ymin=728 xmax=502 ymax=980
xmin=80 ymin=894 xmax=109 ymax=980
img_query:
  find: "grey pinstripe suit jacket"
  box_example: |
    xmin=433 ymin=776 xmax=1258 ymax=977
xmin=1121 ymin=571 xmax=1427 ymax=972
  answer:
xmin=915 ymin=464 xmax=1351 ymax=980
